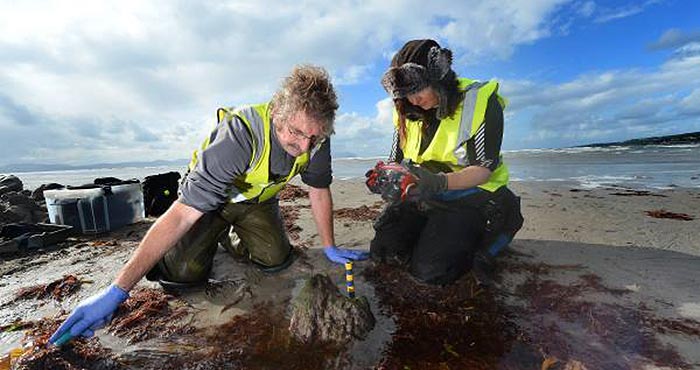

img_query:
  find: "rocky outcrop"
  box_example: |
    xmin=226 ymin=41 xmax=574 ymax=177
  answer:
xmin=0 ymin=176 xmax=47 ymax=226
xmin=0 ymin=175 xmax=23 ymax=196
xmin=289 ymin=274 xmax=375 ymax=343
xmin=31 ymin=183 xmax=64 ymax=202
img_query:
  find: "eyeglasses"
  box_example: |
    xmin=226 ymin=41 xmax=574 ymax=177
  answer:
xmin=285 ymin=123 xmax=326 ymax=147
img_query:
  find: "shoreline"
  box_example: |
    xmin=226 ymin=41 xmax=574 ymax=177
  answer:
xmin=1 ymin=178 xmax=699 ymax=368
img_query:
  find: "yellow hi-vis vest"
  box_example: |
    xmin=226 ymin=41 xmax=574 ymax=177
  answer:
xmin=188 ymin=102 xmax=311 ymax=203
xmin=398 ymin=78 xmax=509 ymax=192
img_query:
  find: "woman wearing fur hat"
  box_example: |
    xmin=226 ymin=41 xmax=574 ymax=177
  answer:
xmin=368 ymin=39 xmax=524 ymax=285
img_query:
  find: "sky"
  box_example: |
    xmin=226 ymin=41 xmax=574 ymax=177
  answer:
xmin=1 ymin=0 xmax=699 ymax=166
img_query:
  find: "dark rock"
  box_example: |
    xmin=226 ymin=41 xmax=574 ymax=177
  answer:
xmin=31 ymin=183 xmax=64 ymax=201
xmin=0 ymin=191 xmax=47 ymax=226
xmin=0 ymin=175 xmax=23 ymax=196
xmin=289 ymin=274 xmax=375 ymax=343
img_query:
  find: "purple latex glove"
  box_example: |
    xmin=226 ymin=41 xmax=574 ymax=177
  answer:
xmin=49 ymin=284 xmax=129 ymax=345
xmin=324 ymin=245 xmax=369 ymax=264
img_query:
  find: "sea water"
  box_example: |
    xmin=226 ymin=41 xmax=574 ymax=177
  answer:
xmin=8 ymin=144 xmax=700 ymax=191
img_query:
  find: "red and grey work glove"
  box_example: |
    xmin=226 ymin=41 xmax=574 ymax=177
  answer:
xmin=406 ymin=165 xmax=448 ymax=200
xmin=365 ymin=161 xmax=417 ymax=203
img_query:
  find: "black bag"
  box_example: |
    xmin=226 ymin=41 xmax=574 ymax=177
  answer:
xmin=478 ymin=187 xmax=524 ymax=255
xmin=143 ymin=172 xmax=181 ymax=217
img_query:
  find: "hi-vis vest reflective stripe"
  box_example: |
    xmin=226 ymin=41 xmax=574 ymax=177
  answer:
xmin=188 ymin=102 xmax=310 ymax=203
xmin=398 ymin=78 xmax=509 ymax=192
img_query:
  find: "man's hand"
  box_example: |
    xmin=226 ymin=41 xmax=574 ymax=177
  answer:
xmin=49 ymin=284 xmax=129 ymax=345
xmin=407 ymin=165 xmax=447 ymax=199
xmin=323 ymin=245 xmax=369 ymax=264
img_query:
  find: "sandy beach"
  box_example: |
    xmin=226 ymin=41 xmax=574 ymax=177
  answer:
xmin=1 ymin=179 xmax=699 ymax=369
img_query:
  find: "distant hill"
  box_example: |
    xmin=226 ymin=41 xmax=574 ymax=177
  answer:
xmin=0 ymin=159 xmax=189 ymax=174
xmin=1 ymin=151 xmax=364 ymax=174
xmin=583 ymin=131 xmax=700 ymax=147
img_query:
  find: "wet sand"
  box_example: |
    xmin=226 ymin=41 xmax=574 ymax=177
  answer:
xmin=1 ymin=179 xmax=699 ymax=369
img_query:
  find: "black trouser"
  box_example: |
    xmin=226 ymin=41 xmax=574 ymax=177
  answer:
xmin=370 ymin=200 xmax=486 ymax=285
xmin=370 ymin=186 xmax=523 ymax=285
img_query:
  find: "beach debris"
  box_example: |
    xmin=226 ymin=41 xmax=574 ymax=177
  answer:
xmin=645 ymin=209 xmax=694 ymax=221
xmin=366 ymin=264 xmax=538 ymax=369
xmin=107 ymin=288 xmax=195 ymax=344
xmin=289 ymin=274 xmax=375 ymax=343
xmin=279 ymin=184 xmax=308 ymax=201
xmin=610 ymin=189 xmax=666 ymax=197
xmin=365 ymin=255 xmax=699 ymax=369
xmin=88 ymin=239 xmax=119 ymax=247
xmin=0 ymin=347 xmax=25 ymax=369
xmin=512 ymin=260 xmax=696 ymax=369
xmin=13 ymin=317 xmax=124 ymax=370
xmin=334 ymin=204 xmax=382 ymax=221
xmin=0 ymin=320 xmax=34 ymax=333
xmin=13 ymin=275 xmax=84 ymax=302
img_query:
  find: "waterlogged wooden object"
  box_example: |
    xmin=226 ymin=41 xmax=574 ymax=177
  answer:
xmin=289 ymin=274 xmax=375 ymax=343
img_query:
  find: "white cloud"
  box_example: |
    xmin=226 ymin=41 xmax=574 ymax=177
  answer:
xmin=575 ymin=1 xmax=596 ymax=17
xmin=679 ymin=89 xmax=700 ymax=116
xmin=501 ymin=51 xmax=700 ymax=147
xmin=593 ymin=0 xmax=661 ymax=23
xmin=333 ymin=98 xmax=395 ymax=157
xmin=7 ymin=0 xmax=697 ymax=163
xmin=649 ymin=29 xmax=700 ymax=51
xmin=1 ymin=0 xmax=583 ymax=165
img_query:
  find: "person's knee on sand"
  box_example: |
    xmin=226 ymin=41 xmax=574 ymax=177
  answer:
xmin=249 ymin=241 xmax=292 ymax=268
xmin=369 ymin=202 xmax=425 ymax=265
xmin=159 ymin=260 xmax=212 ymax=284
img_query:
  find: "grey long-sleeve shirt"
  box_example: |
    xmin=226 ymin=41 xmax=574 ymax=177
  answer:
xmin=179 ymin=116 xmax=332 ymax=213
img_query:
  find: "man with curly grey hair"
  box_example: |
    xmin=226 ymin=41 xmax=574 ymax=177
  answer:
xmin=49 ymin=65 xmax=368 ymax=346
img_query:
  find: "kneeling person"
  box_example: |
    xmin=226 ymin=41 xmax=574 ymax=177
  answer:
xmin=49 ymin=65 xmax=367 ymax=345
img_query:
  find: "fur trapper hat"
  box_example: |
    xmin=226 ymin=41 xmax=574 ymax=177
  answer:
xmin=380 ymin=39 xmax=453 ymax=99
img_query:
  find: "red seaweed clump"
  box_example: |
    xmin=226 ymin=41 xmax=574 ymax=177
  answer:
xmin=14 ymin=317 xmax=124 ymax=370
xmin=334 ymin=205 xmax=381 ymax=221
xmin=107 ymin=288 xmax=195 ymax=344
xmin=364 ymin=264 xmax=542 ymax=369
xmin=510 ymin=260 xmax=696 ymax=369
xmin=645 ymin=209 xmax=694 ymax=221
xmin=14 ymin=275 xmax=84 ymax=302
xmin=279 ymin=184 xmax=309 ymax=201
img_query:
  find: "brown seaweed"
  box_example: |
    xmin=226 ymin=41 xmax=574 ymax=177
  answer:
xmin=610 ymin=190 xmax=666 ymax=197
xmin=14 ymin=317 xmax=124 ymax=370
xmin=279 ymin=184 xmax=309 ymax=201
xmin=334 ymin=204 xmax=381 ymax=221
xmin=645 ymin=209 xmax=694 ymax=221
xmin=107 ymin=288 xmax=195 ymax=344
xmin=14 ymin=275 xmax=84 ymax=302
